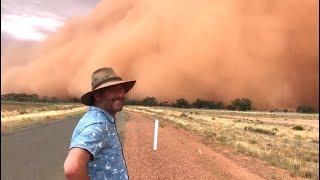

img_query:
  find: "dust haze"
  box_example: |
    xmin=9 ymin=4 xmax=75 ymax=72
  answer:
xmin=2 ymin=0 xmax=318 ymax=110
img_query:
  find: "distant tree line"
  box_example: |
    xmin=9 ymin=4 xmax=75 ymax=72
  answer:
xmin=1 ymin=93 xmax=81 ymax=103
xmin=296 ymin=105 xmax=317 ymax=114
xmin=126 ymin=97 xmax=318 ymax=113
xmin=2 ymin=93 xmax=317 ymax=113
xmin=126 ymin=96 xmax=253 ymax=111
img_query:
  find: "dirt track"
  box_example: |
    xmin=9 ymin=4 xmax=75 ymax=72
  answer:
xmin=123 ymin=111 xmax=304 ymax=180
xmin=123 ymin=112 xmax=265 ymax=179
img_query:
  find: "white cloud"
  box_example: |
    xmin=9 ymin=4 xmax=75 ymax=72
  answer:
xmin=1 ymin=14 xmax=63 ymax=41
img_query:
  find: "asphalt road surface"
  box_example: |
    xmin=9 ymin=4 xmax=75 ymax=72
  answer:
xmin=1 ymin=111 xmax=127 ymax=180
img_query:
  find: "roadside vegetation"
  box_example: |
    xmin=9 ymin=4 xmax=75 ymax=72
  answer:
xmin=125 ymin=105 xmax=319 ymax=179
xmin=1 ymin=93 xmax=85 ymax=134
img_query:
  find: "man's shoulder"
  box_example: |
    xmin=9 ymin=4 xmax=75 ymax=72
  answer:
xmin=71 ymin=111 xmax=107 ymax=139
xmin=72 ymin=106 xmax=114 ymax=134
xmin=77 ymin=110 xmax=107 ymax=127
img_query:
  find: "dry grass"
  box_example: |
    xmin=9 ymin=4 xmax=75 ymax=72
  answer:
xmin=125 ymin=105 xmax=319 ymax=179
xmin=1 ymin=101 xmax=84 ymax=116
xmin=1 ymin=101 xmax=87 ymax=134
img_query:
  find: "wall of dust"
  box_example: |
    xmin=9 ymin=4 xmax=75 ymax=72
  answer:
xmin=2 ymin=0 xmax=318 ymax=110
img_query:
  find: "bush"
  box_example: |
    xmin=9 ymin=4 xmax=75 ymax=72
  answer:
xmin=125 ymin=99 xmax=142 ymax=105
xmin=215 ymin=101 xmax=224 ymax=109
xmin=191 ymin=99 xmax=207 ymax=109
xmin=50 ymin=97 xmax=58 ymax=102
xmin=191 ymin=99 xmax=224 ymax=109
xmin=296 ymin=105 xmax=316 ymax=114
xmin=142 ymin=97 xmax=158 ymax=106
xmin=205 ymin=101 xmax=216 ymax=109
xmin=174 ymin=98 xmax=190 ymax=108
xmin=231 ymin=98 xmax=253 ymax=111
xmin=292 ymin=125 xmax=304 ymax=131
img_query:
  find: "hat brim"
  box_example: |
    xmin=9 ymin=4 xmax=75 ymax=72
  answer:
xmin=81 ymin=80 xmax=136 ymax=106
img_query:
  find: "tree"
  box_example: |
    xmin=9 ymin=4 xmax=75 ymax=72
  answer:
xmin=191 ymin=99 xmax=223 ymax=109
xmin=142 ymin=97 xmax=158 ymax=106
xmin=50 ymin=97 xmax=58 ymax=102
xmin=191 ymin=98 xmax=206 ymax=109
xmin=215 ymin=101 xmax=224 ymax=109
xmin=205 ymin=101 xmax=217 ymax=109
xmin=296 ymin=105 xmax=316 ymax=113
xmin=125 ymin=99 xmax=142 ymax=105
xmin=30 ymin=94 xmax=40 ymax=101
xmin=175 ymin=98 xmax=190 ymax=108
xmin=42 ymin=96 xmax=50 ymax=102
xmin=230 ymin=98 xmax=252 ymax=111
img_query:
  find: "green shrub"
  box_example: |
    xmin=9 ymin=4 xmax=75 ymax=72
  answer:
xmin=231 ymin=98 xmax=253 ymax=111
xmin=191 ymin=98 xmax=207 ymax=109
xmin=142 ymin=97 xmax=158 ymax=106
xmin=292 ymin=125 xmax=304 ymax=131
xmin=174 ymin=98 xmax=190 ymax=108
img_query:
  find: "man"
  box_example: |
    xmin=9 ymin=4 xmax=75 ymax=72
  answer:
xmin=64 ymin=67 xmax=136 ymax=180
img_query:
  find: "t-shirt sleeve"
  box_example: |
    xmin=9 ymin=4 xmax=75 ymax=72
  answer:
xmin=69 ymin=122 xmax=106 ymax=160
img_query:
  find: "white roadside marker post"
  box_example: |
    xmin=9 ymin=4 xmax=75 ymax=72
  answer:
xmin=153 ymin=119 xmax=159 ymax=150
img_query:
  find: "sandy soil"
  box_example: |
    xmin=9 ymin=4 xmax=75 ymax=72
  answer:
xmin=122 ymin=111 xmax=302 ymax=180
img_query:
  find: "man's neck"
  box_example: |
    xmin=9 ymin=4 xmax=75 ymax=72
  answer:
xmin=93 ymin=105 xmax=116 ymax=119
xmin=106 ymin=110 xmax=116 ymax=119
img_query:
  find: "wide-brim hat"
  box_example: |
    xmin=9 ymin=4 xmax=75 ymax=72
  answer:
xmin=81 ymin=67 xmax=136 ymax=106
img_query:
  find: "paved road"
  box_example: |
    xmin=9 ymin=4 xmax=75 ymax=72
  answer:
xmin=1 ymin=111 xmax=127 ymax=180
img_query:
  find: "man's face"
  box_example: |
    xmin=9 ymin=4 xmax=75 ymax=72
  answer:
xmin=94 ymin=84 xmax=126 ymax=113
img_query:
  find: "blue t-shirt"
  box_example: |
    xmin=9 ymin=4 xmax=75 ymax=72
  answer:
xmin=69 ymin=106 xmax=129 ymax=180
